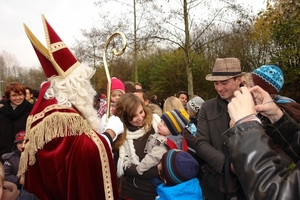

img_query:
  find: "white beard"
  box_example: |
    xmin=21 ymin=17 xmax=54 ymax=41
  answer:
xmin=44 ymin=63 xmax=101 ymax=132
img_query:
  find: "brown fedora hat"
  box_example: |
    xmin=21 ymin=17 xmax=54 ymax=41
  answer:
xmin=206 ymin=58 xmax=244 ymax=81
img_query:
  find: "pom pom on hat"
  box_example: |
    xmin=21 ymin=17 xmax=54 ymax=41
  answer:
xmin=14 ymin=131 xmax=26 ymax=143
xmin=100 ymin=93 xmax=106 ymax=99
xmin=187 ymin=96 xmax=204 ymax=114
xmin=162 ymin=149 xmax=199 ymax=186
xmin=161 ymin=109 xmax=189 ymax=135
xmin=251 ymin=65 xmax=284 ymax=94
xmin=109 ymin=77 xmax=125 ymax=94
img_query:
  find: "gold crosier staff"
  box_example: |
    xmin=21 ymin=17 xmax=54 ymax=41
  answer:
xmin=103 ymin=31 xmax=127 ymax=122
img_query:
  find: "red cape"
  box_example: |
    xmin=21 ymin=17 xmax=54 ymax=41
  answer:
xmin=20 ymin=82 xmax=119 ymax=200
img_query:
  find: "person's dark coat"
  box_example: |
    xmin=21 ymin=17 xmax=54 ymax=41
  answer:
xmin=195 ymin=95 xmax=246 ymax=199
xmin=222 ymin=113 xmax=300 ymax=199
xmin=0 ymin=100 xmax=32 ymax=161
xmin=2 ymin=149 xmax=22 ymax=189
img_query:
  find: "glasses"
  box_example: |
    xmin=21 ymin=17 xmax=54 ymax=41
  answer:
xmin=10 ymin=93 xmax=24 ymax=98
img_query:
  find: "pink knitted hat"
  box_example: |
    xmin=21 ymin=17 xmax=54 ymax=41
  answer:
xmin=110 ymin=77 xmax=125 ymax=94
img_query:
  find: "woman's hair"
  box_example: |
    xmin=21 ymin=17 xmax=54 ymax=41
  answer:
xmin=113 ymin=93 xmax=153 ymax=151
xmin=25 ymin=86 xmax=33 ymax=94
xmin=44 ymin=63 xmax=101 ymax=132
xmin=5 ymin=82 xmax=26 ymax=100
xmin=123 ymin=81 xmax=136 ymax=93
xmin=163 ymin=96 xmax=185 ymax=113
xmin=148 ymin=103 xmax=162 ymax=116
xmin=241 ymin=72 xmax=254 ymax=88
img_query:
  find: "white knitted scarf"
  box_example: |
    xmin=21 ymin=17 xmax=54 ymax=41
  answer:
xmin=117 ymin=114 xmax=160 ymax=177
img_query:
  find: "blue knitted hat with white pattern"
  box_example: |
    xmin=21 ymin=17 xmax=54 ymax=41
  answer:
xmin=252 ymin=65 xmax=284 ymax=94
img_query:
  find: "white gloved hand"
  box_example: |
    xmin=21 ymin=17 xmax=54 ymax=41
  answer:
xmin=104 ymin=115 xmax=124 ymax=141
xmin=100 ymin=114 xmax=108 ymax=134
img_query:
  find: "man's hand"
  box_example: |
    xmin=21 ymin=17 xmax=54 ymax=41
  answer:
xmin=228 ymin=87 xmax=256 ymax=124
xmin=250 ymin=86 xmax=283 ymax=123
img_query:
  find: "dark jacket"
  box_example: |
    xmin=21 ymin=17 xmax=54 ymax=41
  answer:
xmin=259 ymin=112 xmax=296 ymax=168
xmin=2 ymin=149 xmax=22 ymax=189
xmin=195 ymin=95 xmax=246 ymax=199
xmin=222 ymin=113 xmax=300 ymax=200
xmin=117 ymin=125 xmax=159 ymax=200
xmin=277 ymin=102 xmax=300 ymax=124
xmin=184 ymin=115 xmax=205 ymax=183
xmin=0 ymin=100 xmax=33 ymax=161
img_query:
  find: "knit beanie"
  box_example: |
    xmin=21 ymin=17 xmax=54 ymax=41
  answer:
xmin=161 ymin=109 xmax=189 ymax=135
xmin=187 ymin=96 xmax=205 ymax=114
xmin=14 ymin=131 xmax=25 ymax=143
xmin=251 ymin=65 xmax=284 ymax=94
xmin=109 ymin=77 xmax=125 ymax=94
xmin=162 ymin=149 xmax=199 ymax=186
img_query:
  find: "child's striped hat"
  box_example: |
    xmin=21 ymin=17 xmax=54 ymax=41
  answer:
xmin=161 ymin=109 xmax=189 ymax=135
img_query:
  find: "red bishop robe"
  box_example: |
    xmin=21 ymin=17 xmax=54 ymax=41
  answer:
xmin=18 ymin=82 xmax=119 ymax=200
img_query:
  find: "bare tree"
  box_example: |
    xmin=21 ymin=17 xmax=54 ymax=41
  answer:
xmin=0 ymin=51 xmax=47 ymax=94
xmin=151 ymin=0 xmax=252 ymax=98
xmin=0 ymin=51 xmax=20 ymax=81
xmin=94 ymin=0 xmax=163 ymax=82
xmin=73 ymin=16 xmax=123 ymax=85
xmin=73 ymin=0 xmax=257 ymax=97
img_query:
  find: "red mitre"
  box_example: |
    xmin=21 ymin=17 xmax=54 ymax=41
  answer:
xmin=23 ymin=14 xmax=80 ymax=78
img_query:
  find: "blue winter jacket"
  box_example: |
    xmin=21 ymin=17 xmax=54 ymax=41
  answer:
xmin=156 ymin=178 xmax=203 ymax=200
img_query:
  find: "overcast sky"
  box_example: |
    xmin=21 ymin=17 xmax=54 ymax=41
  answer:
xmin=0 ymin=0 xmax=266 ymax=68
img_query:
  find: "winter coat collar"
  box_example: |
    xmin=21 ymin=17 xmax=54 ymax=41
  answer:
xmin=1 ymin=100 xmax=33 ymax=120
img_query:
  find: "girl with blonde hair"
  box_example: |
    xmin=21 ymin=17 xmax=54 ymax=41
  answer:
xmin=163 ymin=96 xmax=185 ymax=113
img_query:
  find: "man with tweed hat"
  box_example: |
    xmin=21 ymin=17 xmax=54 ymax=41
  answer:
xmin=194 ymin=58 xmax=247 ymax=199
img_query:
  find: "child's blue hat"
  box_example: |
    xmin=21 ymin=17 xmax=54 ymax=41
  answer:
xmin=252 ymin=65 xmax=284 ymax=94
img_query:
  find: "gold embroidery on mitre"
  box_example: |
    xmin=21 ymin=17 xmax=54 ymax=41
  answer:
xmin=90 ymin=131 xmax=114 ymax=200
xmin=50 ymin=41 xmax=66 ymax=52
xmin=18 ymin=105 xmax=93 ymax=177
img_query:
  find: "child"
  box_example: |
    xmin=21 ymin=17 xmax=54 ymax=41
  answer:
xmin=1 ymin=131 xmax=25 ymax=190
xmin=186 ymin=96 xmax=204 ymax=136
xmin=156 ymin=149 xmax=203 ymax=200
xmin=0 ymin=161 xmax=19 ymax=200
xmin=251 ymin=65 xmax=300 ymax=123
xmin=185 ymin=96 xmax=206 ymax=182
xmin=0 ymin=162 xmax=38 ymax=200
xmin=97 ymin=77 xmax=125 ymax=118
xmin=136 ymin=109 xmax=189 ymax=175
